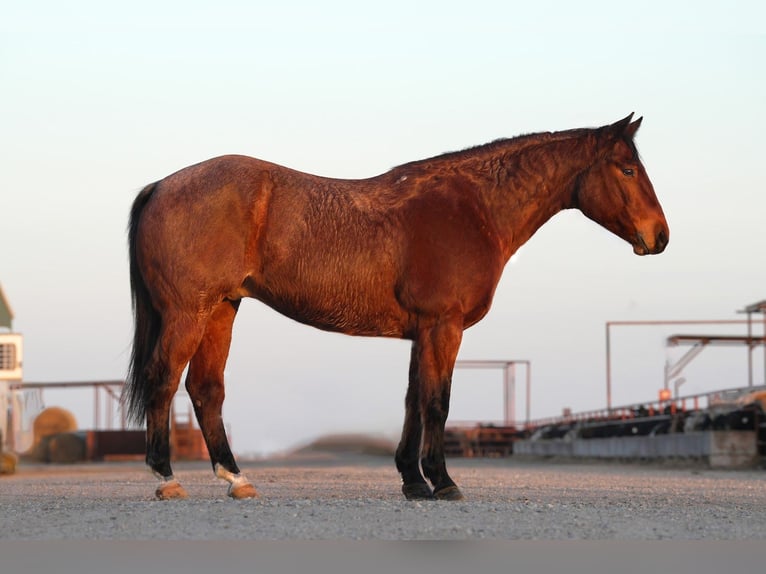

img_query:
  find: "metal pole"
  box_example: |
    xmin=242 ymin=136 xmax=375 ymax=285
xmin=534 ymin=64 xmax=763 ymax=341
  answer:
xmin=503 ymin=363 xmax=508 ymax=426
xmin=747 ymin=312 xmax=753 ymax=387
xmin=525 ymin=361 xmax=531 ymax=427
xmin=94 ymin=385 xmax=100 ymax=430
xmin=605 ymin=322 xmax=612 ymax=411
xmin=509 ymin=363 xmax=516 ymax=427
xmin=121 ymin=386 xmax=127 ymax=430
xmin=106 ymin=385 xmax=113 ymax=429
xmin=503 ymin=363 xmax=511 ymax=426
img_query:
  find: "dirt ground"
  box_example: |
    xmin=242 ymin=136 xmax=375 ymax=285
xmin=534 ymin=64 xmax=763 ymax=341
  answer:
xmin=2 ymin=453 xmax=766 ymax=541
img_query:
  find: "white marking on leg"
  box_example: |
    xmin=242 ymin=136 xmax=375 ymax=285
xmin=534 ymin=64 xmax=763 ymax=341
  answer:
xmin=215 ymin=463 xmax=252 ymax=494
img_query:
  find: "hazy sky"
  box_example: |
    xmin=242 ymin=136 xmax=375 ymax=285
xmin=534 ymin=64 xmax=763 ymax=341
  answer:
xmin=2 ymin=1 xmax=765 ymax=455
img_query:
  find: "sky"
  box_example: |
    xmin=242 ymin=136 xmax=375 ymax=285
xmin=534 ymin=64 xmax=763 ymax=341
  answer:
xmin=2 ymin=1 xmax=765 ymax=456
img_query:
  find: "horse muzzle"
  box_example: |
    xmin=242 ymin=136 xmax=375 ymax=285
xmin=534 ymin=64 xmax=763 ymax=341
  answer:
xmin=633 ymin=227 xmax=669 ymax=255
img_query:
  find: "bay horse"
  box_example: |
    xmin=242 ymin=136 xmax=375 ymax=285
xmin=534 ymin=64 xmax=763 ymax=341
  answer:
xmin=125 ymin=114 xmax=668 ymax=500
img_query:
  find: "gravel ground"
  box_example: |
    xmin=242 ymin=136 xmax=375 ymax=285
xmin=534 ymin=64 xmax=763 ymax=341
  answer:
xmin=2 ymin=455 xmax=766 ymax=540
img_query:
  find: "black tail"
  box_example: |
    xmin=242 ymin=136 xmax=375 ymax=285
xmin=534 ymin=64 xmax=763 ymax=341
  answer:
xmin=124 ymin=182 xmax=161 ymax=425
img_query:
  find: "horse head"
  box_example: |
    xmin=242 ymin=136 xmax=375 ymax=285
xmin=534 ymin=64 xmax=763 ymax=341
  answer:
xmin=575 ymin=114 xmax=669 ymax=255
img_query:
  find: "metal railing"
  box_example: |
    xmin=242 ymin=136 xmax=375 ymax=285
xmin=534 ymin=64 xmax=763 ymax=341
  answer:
xmin=524 ymin=384 xmax=766 ymax=431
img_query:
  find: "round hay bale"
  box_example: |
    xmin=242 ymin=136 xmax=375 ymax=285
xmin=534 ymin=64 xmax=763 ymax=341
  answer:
xmin=22 ymin=407 xmax=78 ymax=462
xmin=48 ymin=432 xmax=87 ymax=464
xmin=1 ymin=451 xmax=18 ymax=475
xmin=34 ymin=406 xmax=78 ymax=437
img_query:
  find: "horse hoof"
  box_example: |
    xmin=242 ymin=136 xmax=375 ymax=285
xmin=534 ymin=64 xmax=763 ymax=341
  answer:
xmin=229 ymin=482 xmax=259 ymax=499
xmin=156 ymin=480 xmax=188 ymax=500
xmin=402 ymin=483 xmax=434 ymax=500
xmin=434 ymin=485 xmax=464 ymax=501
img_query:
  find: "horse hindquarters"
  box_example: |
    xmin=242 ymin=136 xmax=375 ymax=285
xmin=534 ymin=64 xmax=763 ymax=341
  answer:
xmin=126 ymin=184 xmax=196 ymax=498
xmin=126 ymin=180 xmax=252 ymax=499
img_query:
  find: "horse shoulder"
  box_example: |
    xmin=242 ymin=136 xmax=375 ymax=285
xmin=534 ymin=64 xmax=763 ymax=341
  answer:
xmin=395 ymin=177 xmax=505 ymax=323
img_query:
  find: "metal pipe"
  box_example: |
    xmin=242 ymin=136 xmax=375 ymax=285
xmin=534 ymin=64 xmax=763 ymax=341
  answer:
xmin=747 ymin=311 xmax=753 ymax=387
xmin=502 ymin=365 xmax=509 ymax=425
xmin=606 ymin=322 xmax=612 ymax=411
xmin=94 ymin=385 xmax=100 ymax=431
xmin=525 ymin=362 xmax=531 ymax=427
xmin=509 ymin=363 xmax=516 ymax=427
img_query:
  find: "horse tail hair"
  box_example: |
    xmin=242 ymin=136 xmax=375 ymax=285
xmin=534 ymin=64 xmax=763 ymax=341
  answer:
xmin=124 ymin=182 xmax=161 ymax=426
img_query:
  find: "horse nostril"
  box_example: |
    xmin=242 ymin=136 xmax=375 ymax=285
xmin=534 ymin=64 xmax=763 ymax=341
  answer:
xmin=655 ymin=228 xmax=669 ymax=252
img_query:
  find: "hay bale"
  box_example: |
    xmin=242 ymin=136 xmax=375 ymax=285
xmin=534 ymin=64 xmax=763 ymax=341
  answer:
xmin=1 ymin=451 xmax=18 ymax=475
xmin=22 ymin=407 xmax=78 ymax=462
xmin=48 ymin=432 xmax=86 ymax=464
xmin=34 ymin=406 xmax=78 ymax=437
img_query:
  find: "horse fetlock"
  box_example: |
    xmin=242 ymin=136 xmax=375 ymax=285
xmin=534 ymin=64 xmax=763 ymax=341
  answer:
xmin=215 ymin=463 xmax=259 ymax=499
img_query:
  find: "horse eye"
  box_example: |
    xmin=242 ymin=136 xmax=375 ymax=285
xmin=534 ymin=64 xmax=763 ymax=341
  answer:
xmin=622 ymin=168 xmax=635 ymax=177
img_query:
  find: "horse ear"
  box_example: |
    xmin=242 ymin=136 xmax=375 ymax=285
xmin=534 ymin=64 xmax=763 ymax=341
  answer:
xmin=609 ymin=113 xmax=634 ymax=135
xmin=626 ymin=116 xmax=643 ymax=138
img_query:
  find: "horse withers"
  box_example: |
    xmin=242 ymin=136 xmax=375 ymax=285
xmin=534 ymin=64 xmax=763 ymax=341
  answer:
xmin=125 ymin=114 xmax=668 ymax=500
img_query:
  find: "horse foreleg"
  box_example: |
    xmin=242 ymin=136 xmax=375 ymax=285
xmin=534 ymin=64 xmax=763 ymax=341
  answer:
xmin=395 ymin=342 xmax=433 ymax=500
xmin=185 ymin=299 xmax=258 ymax=499
xmin=416 ymin=317 xmax=464 ymax=501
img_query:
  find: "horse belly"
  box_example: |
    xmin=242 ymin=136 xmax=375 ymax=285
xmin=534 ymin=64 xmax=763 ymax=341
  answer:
xmin=246 ymin=243 xmax=406 ymax=337
xmin=247 ymin=265 xmax=406 ymax=338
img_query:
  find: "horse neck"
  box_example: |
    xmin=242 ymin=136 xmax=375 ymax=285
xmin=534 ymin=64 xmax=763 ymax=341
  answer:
xmin=471 ymin=134 xmax=599 ymax=261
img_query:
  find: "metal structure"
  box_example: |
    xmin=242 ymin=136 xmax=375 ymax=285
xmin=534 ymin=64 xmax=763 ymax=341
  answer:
xmin=605 ymin=318 xmax=756 ymax=411
xmin=454 ymin=360 xmax=531 ymax=427
xmin=528 ymin=383 xmax=766 ymax=429
xmin=740 ymin=300 xmax=766 ymax=386
xmin=0 ymin=283 xmax=203 ymax=463
xmin=666 ymin=334 xmax=766 ymax=392
xmin=12 ymin=380 xmax=129 ymax=430
xmin=663 ymin=301 xmax=766 ymax=393
xmin=13 ymin=380 xmax=208 ymax=461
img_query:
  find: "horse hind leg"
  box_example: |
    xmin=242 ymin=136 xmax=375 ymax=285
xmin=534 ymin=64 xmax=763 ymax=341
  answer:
xmin=185 ymin=299 xmax=258 ymax=499
xmin=145 ymin=315 xmax=207 ymax=500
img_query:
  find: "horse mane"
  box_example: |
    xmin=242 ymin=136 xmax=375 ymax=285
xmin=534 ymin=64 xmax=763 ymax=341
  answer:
xmin=391 ymin=127 xmax=595 ymax=176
